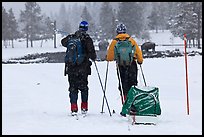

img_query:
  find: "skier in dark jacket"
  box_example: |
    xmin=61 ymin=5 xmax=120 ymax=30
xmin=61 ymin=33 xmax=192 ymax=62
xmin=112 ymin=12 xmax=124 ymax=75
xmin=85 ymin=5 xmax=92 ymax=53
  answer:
xmin=61 ymin=21 xmax=96 ymax=116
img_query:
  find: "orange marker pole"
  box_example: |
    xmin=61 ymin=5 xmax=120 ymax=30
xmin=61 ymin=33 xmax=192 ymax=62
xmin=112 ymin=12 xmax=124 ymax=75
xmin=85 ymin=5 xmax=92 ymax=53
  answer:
xmin=184 ymin=33 xmax=189 ymax=115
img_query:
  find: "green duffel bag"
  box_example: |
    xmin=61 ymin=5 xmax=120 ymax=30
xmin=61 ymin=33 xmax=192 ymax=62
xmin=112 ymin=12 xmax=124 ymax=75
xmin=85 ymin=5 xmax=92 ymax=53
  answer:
xmin=121 ymin=86 xmax=161 ymax=116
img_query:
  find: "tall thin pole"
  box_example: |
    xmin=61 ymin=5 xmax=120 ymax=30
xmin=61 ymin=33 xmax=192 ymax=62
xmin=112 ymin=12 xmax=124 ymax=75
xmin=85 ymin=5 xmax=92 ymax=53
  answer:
xmin=139 ymin=64 xmax=147 ymax=86
xmin=94 ymin=61 xmax=112 ymax=116
xmin=101 ymin=61 xmax=109 ymax=113
xmin=116 ymin=64 xmax=124 ymax=104
xmin=184 ymin=33 xmax=190 ymax=115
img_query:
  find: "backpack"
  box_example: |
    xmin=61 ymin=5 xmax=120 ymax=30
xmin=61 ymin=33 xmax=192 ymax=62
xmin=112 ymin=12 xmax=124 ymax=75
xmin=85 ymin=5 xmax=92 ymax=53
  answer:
xmin=64 ymin=34 xmax=85 ymax=65
xmin=114 ymin=38 xmax=136 ymax=66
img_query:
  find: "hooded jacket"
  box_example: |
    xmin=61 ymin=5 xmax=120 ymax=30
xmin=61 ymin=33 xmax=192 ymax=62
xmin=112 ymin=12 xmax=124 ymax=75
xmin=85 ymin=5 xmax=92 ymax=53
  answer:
xmin=106 ymin=33 xmax=143 ymax=64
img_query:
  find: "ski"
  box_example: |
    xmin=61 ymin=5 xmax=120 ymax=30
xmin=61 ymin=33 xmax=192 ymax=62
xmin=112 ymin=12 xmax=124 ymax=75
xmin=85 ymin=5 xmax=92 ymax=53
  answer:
xmin=82 ymin=113 xmax=87 ymax=118
xmin=69 ymin=112 xmax=88 ymax=119
xmin=133 ymin=122 xmax=156 ymax=125
xmin=81 ymin=110 xmax=87 ymax=118
xmin=111 ymin=110 xmax=157 ymax=126
xmin=72 ymin=114 xmax=79 ymax=120
xmin=70 ymin=112 xmax=79 ymax=120
xmin=130 ymin=114 xmax=157 ymax=125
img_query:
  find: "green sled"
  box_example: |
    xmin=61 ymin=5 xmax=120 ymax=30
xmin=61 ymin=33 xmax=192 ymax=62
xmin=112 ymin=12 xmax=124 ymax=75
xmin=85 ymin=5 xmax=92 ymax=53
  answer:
xmin=121 ymin=86 xmax=161 ymax=116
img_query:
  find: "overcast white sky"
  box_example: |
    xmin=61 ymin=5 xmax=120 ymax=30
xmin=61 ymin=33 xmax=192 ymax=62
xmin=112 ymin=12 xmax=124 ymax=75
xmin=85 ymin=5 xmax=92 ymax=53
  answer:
xmin=2 ymin=2 xmax=84 ymax=17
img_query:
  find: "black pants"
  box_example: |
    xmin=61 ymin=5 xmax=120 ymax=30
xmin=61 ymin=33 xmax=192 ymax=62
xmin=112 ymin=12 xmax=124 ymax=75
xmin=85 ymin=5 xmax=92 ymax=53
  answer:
xmin=117 ymin=61 xmax=138 ymax=97
xmin=68 ymin=72 xmax=89 ymax=104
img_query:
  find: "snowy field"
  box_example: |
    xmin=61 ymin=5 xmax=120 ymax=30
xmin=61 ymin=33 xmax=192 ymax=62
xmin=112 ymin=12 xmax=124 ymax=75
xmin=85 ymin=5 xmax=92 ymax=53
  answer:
xmin=2 ymin=31 xmax=202 ymax=135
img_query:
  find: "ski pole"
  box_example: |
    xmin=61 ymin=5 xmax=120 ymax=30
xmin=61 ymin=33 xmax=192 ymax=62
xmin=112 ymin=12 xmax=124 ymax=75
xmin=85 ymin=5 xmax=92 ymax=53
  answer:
xmin=94 ymin=61 xmax=112 ymax=116
xmin=116 ymin=64 xmax=125 ymax=104
xmin=139 ymin=64 xmax=147 ymax=86
xmin=101 ymin=61 xmax=109 ymax=113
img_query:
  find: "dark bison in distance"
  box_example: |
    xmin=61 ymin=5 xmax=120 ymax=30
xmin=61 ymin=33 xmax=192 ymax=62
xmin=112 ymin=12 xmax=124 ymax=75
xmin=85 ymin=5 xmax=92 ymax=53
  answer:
xmin=141 ymin=42 xmax=156 ymax=52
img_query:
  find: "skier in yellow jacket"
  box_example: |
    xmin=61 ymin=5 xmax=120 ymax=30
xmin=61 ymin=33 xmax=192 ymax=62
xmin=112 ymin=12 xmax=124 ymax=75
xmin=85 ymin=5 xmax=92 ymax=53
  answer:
xmin=106 ymin=23 xmax=143 ymax=107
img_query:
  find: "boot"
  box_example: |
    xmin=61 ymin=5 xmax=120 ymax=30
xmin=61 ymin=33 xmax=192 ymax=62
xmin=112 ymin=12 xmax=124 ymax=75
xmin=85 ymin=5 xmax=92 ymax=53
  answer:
xmin=81 ymin=102 xmax=88 ymax=114
xmin=71 ymin=103 xmax=78 ymax=115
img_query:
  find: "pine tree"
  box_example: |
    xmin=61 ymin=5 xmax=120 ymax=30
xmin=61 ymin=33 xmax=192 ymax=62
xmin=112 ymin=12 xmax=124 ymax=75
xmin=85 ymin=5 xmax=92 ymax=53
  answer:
xmin=69 ymin=3 xmax=83 ymax=32
xmin=99 ymin=2 xmax=115 ymax=39
xmin=7 ymin=8 xmax=19 ymax=48
xmin=57 ymin=3 xmax=67 ymax=31
xmin=2 ymin=6 xmax=9 ymax=47
xmin=192 ymin=2 xmax=202 ymax=48
xmin=40 ymin=15 xmax=55 ymax=41
xmin=147 ymin=4 xmax=160 ymax=33
xmin=61 ymin=19 xmax=71 ymax=37
xmin=117 ymin=2 xmax=145 ymax=37
xmin=19 ymin=2 xmax=43 ymax=48
xmin=168 ymin=2 xmax=202 ymax=48
xmin=81 ymin=5 xmax=97 ymax=39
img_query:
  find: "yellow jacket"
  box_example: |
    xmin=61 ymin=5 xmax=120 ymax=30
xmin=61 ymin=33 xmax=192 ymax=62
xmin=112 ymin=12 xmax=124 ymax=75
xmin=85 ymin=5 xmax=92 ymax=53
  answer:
xmin=106 ymin=33 xmax=143 ymax=64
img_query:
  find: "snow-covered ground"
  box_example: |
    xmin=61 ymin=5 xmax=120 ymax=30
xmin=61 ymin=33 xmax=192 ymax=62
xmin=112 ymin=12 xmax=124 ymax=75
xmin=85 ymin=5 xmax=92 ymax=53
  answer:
xmin=2 ymin=30 xmax=202 ymax=135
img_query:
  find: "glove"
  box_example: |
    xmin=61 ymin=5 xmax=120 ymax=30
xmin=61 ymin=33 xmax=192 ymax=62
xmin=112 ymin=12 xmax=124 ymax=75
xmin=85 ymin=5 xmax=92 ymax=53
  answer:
xmin=137 ymin=61 xmax=142 ymax=65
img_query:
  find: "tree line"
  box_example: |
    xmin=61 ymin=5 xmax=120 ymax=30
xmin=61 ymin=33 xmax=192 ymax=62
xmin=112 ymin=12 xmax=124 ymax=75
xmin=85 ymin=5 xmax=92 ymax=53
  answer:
xmin=2 ymin=3 xmax=54 ymax=48
xmin=2 ymin=2 xmax=202 ymax=48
